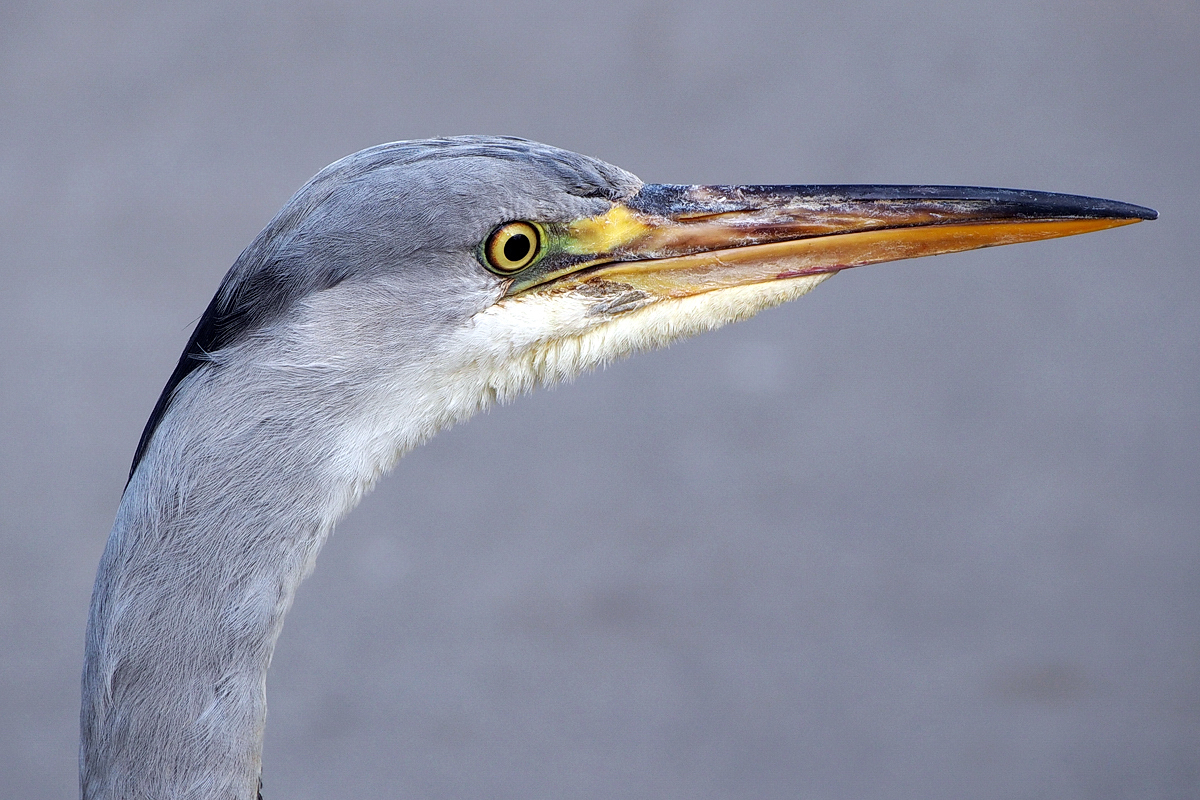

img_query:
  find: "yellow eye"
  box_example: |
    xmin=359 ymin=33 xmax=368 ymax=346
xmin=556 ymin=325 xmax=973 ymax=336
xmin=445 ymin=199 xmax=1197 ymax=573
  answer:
xmin=484 ymin=221 xmax=542 ymax=274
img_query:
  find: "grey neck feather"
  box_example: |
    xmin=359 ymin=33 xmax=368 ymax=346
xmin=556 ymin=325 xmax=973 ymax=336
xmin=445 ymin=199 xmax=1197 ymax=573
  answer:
xmin=80 ymin=276 xmax=500 ymax=799
xmin=82 ymin=355 xmax=352 ymax=799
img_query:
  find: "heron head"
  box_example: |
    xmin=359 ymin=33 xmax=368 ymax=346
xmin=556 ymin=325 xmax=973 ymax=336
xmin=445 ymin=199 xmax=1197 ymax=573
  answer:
xmin=129 ymin=136 xmax=1154 ymax=480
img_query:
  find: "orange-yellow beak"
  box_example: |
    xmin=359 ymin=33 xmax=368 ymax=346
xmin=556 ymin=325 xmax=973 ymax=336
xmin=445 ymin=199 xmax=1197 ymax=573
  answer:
xmin=508 ymin=184 xmax=1155 ymax=298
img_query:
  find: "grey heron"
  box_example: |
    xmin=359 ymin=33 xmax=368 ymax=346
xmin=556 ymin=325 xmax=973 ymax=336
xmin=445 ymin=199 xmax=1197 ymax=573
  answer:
xmin=81 ymin=136 xmax=1155 ymax=799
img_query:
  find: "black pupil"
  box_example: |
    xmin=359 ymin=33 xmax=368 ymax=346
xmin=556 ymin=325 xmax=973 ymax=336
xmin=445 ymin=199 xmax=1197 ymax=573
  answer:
xmin=503 ymin=232 xmax=531 ymax=263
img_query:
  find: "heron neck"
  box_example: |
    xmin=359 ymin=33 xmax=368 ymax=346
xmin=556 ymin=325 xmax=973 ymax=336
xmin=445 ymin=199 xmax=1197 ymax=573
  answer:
xmin=79 ymin=370 xmax=367 ymax=800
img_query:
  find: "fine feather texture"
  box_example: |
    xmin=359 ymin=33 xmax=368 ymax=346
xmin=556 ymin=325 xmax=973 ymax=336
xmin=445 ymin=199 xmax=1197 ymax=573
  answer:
xmin=324 ymin=270 xmax=835 ymax=515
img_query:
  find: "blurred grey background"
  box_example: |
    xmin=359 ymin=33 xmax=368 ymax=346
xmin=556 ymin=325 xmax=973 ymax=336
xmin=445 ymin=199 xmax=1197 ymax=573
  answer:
xmin=1 ymin=2 xmax=1196 ymax=798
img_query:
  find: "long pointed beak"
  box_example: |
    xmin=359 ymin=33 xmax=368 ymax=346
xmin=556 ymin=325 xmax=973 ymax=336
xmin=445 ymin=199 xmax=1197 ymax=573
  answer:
xmin=509 ymin=184 xmax=1156 ymax=298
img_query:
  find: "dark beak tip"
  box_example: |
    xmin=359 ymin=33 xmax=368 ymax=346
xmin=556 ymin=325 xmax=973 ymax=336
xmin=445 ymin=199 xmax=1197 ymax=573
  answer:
xmin=1085 ymin=197 xmax=1157 ymax=221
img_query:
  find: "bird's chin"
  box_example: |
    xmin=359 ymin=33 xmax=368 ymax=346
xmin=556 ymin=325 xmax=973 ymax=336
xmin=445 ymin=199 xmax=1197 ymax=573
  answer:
xmin=474 ymin=270 xmax=833 ymax=394
xmin=590 ymin=270 xmax=837 ymax=337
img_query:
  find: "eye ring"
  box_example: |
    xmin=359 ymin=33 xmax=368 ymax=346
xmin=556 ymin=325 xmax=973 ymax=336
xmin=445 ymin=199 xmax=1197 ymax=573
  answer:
xmin=484 ymin=221 xmax=542 ymax=275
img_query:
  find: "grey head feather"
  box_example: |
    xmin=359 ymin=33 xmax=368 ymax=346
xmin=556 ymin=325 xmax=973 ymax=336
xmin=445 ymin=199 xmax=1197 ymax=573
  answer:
xmin=129 ymin=136 xmax=642 ymax=480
